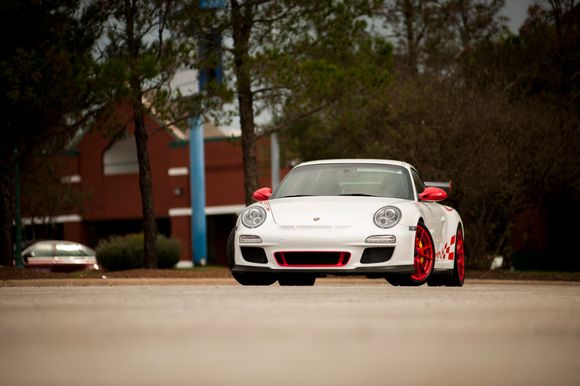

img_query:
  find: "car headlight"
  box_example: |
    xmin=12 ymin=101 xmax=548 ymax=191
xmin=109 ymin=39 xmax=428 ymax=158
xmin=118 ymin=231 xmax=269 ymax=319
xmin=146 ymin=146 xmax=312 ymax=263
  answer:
xmin=373 ymin=206 xmax=401 ymax=229
xmin=241 ymin=206 xmax=267 ymax=228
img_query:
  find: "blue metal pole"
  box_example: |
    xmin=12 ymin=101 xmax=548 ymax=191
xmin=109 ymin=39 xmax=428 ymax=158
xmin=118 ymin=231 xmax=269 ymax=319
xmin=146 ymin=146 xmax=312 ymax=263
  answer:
xmin=190 ymin=0 xmax=224 ymax=266
xmin=189 ymin=115 xmax=207 ymax=266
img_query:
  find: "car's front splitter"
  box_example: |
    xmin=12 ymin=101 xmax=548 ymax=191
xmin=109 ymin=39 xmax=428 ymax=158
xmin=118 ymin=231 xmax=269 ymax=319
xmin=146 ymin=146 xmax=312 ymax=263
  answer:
xmin=231 ymin=264 xmax=415 ymax=276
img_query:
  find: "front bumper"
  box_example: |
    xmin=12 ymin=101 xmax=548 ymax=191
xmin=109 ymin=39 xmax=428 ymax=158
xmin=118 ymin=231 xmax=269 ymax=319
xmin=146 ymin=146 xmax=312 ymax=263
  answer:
xmin=233 ymin=223 xmax=415 ymax=275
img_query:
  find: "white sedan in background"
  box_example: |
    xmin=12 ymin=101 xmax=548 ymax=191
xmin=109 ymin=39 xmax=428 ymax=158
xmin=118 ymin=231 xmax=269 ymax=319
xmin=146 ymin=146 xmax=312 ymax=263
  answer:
xmin=228 ymin=159 xmax=465 ymax=287
xmin=22 ymin=240 xmax=99 ymax=272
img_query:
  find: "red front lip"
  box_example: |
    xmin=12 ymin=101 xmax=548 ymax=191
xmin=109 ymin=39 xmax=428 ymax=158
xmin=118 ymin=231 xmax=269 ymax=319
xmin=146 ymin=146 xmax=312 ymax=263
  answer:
xmin=274 ymin=251 xmax=351 ymax=267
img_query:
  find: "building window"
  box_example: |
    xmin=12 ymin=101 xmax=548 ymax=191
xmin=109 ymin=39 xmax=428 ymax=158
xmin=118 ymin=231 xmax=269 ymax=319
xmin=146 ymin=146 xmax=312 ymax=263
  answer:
xmin=103 ymin=135 xmax=139 ymax=175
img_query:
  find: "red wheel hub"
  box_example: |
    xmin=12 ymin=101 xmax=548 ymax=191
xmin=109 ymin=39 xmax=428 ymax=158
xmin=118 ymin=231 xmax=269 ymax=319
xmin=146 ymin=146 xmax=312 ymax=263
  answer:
xmin=411 ymin=224 xmax=434 ymax=282
xmin=456 ymin=230 xmax=465 ymax=282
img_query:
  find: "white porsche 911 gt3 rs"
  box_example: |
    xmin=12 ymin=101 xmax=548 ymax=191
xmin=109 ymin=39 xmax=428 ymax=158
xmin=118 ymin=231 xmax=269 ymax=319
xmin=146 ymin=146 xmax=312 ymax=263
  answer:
xmin=227 ymin=159 xmax=465 ymax=287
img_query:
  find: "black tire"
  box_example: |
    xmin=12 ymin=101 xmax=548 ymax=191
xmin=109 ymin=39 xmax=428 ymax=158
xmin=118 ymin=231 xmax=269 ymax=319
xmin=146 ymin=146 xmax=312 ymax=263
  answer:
xmin=278 ymin=274 xmax=316 ymax=286
xmin=387 ymin=274 xmax=425 ymax=287
xmin=226 ymin=227 xmax=236 ymax=269
xmin=426 ymin=274 xmax=447 ymax=287
xmin=385 ymin=275 xmax=404 ymax=286
xmin=232 ymin=271 xmax=278 ymax=286
xmin=386 ymin=222 xmax=435 ymax=287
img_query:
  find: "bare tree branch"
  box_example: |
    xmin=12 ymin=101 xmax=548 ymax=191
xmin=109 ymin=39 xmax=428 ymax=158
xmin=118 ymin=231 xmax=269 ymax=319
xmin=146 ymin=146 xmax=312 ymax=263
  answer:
xmin=257 ymin=100 xmax=336 ymax=137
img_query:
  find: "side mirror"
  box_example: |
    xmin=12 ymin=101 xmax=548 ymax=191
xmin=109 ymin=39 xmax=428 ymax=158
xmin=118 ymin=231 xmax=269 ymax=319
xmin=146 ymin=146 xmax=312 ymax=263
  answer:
xmin=418 ymin=187 xmax=447 ymax=202
xmin=252 ymin=187 xmax=272 ymax=201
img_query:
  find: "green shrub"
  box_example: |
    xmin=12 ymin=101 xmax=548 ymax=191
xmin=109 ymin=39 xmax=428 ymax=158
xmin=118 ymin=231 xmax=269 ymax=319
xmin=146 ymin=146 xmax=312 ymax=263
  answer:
xmin=96 ymin=234 xmax=181 ymax=271
xmin=156 ymin=236 xmax=181 ymax=269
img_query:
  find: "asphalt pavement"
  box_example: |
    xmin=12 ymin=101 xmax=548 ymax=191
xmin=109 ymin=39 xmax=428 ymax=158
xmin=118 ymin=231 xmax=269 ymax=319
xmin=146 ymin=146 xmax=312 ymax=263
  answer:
xmin=1 ymin=279 xmax=579 ymax=386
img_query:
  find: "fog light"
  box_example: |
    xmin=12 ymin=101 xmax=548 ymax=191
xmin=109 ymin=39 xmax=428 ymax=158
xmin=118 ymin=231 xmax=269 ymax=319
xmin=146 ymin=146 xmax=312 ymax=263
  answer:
xmin=239 ymin=235 xmax=262 ymax=244
xmin=365 ymin=235 xmax=396 ymax=244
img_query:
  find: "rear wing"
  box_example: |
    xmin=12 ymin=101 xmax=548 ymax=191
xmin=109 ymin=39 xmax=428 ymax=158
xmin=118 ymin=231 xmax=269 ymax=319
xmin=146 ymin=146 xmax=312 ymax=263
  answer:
xmin=424 ymin=181 xmax=452 ymax=192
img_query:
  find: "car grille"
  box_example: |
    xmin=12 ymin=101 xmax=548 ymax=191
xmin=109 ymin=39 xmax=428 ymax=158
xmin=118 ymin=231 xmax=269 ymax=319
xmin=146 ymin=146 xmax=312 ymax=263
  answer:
xmin=274 ymin=252 xmax=350 ymax=267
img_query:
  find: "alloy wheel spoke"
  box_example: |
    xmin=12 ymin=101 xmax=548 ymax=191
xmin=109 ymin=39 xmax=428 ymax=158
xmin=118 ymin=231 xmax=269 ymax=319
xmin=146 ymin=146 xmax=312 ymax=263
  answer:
xmin=412 ymin=224 xmax=434 ymax=281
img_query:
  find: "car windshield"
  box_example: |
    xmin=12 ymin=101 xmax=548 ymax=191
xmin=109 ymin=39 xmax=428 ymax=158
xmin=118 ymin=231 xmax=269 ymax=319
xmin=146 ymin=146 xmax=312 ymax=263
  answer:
xmin=272 ymin=163 xmax=414 ymax=200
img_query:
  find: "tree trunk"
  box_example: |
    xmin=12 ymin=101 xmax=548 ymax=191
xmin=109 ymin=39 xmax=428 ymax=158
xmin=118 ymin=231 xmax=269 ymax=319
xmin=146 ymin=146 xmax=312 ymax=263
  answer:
xmin=457 ymin=0 xmax=472 ymax=52
xmin=0 ymin=154 xmax=14 ymax=266
xmin=126 ymin=0 xmax=157 ymax=268
xmin=132 ymin=99 xmax=158 ymax=269
xmin=231 ymin=0 xmax=259 ymax=205
xmin=402 ymin=0 xmax=419 ymax=75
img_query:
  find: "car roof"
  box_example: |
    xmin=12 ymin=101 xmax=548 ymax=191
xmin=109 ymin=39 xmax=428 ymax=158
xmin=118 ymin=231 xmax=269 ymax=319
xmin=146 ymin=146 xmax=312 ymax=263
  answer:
xmin=27 ymin=240 xmax=83 ymax=246
xmin=296 ymin=159 xmax=411 ymax=169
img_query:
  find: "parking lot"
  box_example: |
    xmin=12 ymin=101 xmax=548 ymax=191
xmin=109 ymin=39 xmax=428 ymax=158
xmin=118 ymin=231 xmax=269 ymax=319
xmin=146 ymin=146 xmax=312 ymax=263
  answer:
xmin=1 ymin=279 xmax=579 ymax=386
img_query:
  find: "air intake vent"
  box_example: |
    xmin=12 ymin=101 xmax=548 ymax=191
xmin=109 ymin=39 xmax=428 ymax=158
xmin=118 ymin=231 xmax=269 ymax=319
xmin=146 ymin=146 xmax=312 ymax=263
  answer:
xmin=241 ymin=247 xmax=268 ymax=264
xmin=360 ymin=247 xmax=394 ymax=264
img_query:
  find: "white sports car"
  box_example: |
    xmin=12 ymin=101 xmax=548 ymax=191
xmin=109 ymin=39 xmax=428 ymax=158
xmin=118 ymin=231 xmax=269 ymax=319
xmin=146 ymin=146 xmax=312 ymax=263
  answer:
xmin=227 ymin=159 xmax=465 ymax=287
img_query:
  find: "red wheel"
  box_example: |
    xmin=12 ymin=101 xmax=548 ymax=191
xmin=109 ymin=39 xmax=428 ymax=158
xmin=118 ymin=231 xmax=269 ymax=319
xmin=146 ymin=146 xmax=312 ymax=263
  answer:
xmin=410 ymin=223 xmax=435 ymax=283
xmin=387 ymin=222 xmax=434 ymax=286
xmin=449 ymin=228 xmax=465 ymax=286
xmin=427 ymin=226 xmax=465 ymax=287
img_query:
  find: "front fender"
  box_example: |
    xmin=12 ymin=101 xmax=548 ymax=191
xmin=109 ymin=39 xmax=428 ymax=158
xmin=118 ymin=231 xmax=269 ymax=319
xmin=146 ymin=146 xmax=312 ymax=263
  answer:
xmin=396 ymin=201 xmax=425 ymax=228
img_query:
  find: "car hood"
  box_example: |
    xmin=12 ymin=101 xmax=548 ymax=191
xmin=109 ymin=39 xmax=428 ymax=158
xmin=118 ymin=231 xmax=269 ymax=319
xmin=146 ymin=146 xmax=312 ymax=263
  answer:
xmin=268 ymin=196 xmax=407 ymax=227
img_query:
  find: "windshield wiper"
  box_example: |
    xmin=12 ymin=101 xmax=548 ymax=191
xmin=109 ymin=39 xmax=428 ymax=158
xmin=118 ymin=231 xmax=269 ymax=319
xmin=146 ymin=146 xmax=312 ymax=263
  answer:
xmin=339 ymin=193 xmax=377 ymax=197
xmin=280 ymin=194 xmax=314 ymax=198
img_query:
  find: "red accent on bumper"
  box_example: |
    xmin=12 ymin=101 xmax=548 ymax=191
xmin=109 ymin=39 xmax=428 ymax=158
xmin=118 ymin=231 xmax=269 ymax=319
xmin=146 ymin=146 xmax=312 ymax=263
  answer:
xmin=274 ymin=252 xmax=351 ymax=267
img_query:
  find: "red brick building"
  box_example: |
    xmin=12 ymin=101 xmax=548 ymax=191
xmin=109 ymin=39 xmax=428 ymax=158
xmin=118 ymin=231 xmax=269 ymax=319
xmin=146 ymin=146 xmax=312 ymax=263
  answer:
xmin=23 ymin=104 xmax=278 ymax=265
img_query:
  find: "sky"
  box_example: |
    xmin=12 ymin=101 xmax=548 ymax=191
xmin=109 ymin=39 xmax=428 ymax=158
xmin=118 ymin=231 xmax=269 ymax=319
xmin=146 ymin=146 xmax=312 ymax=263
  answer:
xmin=503 ymin=0 xmax=535 ymax=33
